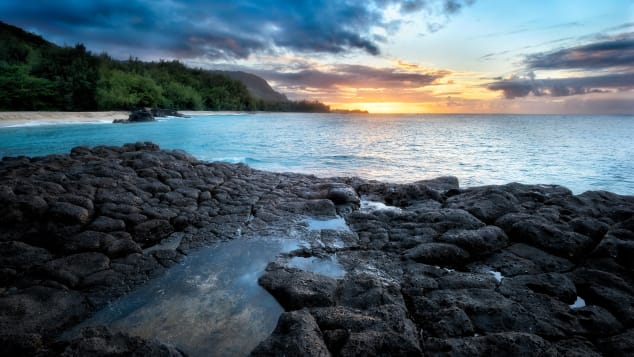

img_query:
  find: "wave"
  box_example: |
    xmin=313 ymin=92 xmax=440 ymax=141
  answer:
xmin=2 ymin=120 xmax=113 ymax=128
xmin=213 ymin=157 xmax=265 ymax=164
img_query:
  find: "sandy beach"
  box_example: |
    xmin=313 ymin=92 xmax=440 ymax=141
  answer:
xmin=0 ymin=111 xmax=129 ymax=127
xmin=0 ymin=111 xmax=256 ymax=127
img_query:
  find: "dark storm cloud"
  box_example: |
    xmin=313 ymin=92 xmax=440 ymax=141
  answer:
xmin=525 ymin=35 xmax=634 ymax=70
xmin=487 ymin=32 xmax=634 ymax=99
xmin=254 ymin=64 xmax=450 ymax=89
xmin=0 ymin=0 xmax=476 ymax=59
xmin=487 ymin=73 xmax=634 ymax=99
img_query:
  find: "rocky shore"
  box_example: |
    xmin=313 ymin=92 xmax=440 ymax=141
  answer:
xmin=1 ymin=143 xmax=633 ymax=356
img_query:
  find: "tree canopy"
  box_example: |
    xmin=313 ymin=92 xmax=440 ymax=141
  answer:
xmin=0 ymin=21 xmax=330 ymax=113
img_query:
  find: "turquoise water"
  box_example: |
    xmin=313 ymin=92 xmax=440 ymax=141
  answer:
xmin=1 ymin=113 xmax=633 ymax=194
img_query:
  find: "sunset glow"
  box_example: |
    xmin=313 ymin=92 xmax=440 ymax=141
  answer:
xmin=1 ymin=0 xmax=632 ymax=114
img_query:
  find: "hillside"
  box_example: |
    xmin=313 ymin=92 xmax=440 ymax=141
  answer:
xmin=0 ymin=21 xmax=327 ymax=112
xmin=220 ymin=71 xmax=288 ymax=103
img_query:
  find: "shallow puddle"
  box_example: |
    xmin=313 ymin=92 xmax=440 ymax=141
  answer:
xmin=488 ymin=270 xmax=504 ymax=282
xmin=569 ymin=296 xmax=586 ymax=309
xmin=286 ymin=255 xmax=345 ymax=278
xmin=66 ymin=237 xmax=301 ymax=356
xmin=304 ymin=216 xmax=350 ymax=231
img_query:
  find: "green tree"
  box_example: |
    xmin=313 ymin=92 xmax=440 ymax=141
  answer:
xmin=97 ymin=69 xmax=165 ymax=109
xmin=0 ymin=63 xmax=56 ymax=110
xmin=32 ymin=44 xmax=99 ymax=110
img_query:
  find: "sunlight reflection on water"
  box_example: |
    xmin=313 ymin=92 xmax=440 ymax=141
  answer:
xmin=1 ymin=113 xmax=633 ymax=194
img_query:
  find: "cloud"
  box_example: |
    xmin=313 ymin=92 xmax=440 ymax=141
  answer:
xmin=253 ymin=64 xmax=450 ymax=89
xmin=487 ymin=32 xmax=634 ymax=99
xmin=0 ymin=0 xmax=476 ymax=59
xmin=477 ymin=20 xmax=582 ymax=40
xmin=524 ymin=35 xmax=634 ymax=70
xmin=487 ymin=73 xmax=634 ymax=99
xmin=207 ymin=60 xmax=451 ymax=102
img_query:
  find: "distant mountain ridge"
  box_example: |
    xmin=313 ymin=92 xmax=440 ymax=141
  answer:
xmin=218 ymin=71 xmax=288 ymax=103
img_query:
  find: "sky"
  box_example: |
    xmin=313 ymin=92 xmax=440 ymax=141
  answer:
xmin=1 ymin=0 xmax=633 ymax=114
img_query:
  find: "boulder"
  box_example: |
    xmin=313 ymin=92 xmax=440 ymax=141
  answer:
xmin=424 ymin=332 xmax=552 ymax=356
xmin=508 ymin=217 xmax=594 ymax=260
xmin=498 ymin=272 xmax=577 ymax=304
xmin=132 ymin=219 xmax=173 ymax=247
xmin=427 ymin=288 xmax=539 ymax=334
xmin=39 ymin=252 xmax=110 ymax=287
xmin=574 ymin=305 xmax=623 ymax=337
xmin=251 ymin=309 xmax=331 ymax=357
xmin=127 ymin=109 xmax=155 ymax=123
xmin=88 ymin=216 xmax=126 ymax=232
xmin=49 ymin=201 xmax=91 ymax=225
xmin=336 ymin=274 xmax=404 ymax=309
xmin=437 ymin=226 xmax=508 ymax=257
xmin=60 ymin=326 xmax=185 ymax=356
xmin=310 ymin=305 xmax=421 ymax=355
xmin=0 ymin=241 xmax=52 ymax=272
xmin=597 ymin=328 xmax=634 ymax=356
xmin=0 ymin=286 xmax=89 ymax=338
xmin=327 ymin=185 xmax=360 ymax=206
xmin=418 ymin=209 xmax=485 ymax=232
xmin=258 ymin=263 xmax=338 ymax=311
xmin=446 ymin=187 xmax=520 ymax=223
xmin=402 ymin=242 xmax=470 ymax=266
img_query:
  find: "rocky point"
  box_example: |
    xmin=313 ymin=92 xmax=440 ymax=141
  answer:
xmin=0 ymin=142 xmax=633 ymax=356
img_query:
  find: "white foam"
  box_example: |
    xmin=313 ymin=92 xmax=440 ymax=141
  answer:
xmin=2 ymin=119 xmax=113 ymax=128
xmin=360 ymin=200 xmax=402 ymax=213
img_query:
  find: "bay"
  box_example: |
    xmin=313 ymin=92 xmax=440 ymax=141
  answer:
xmin=1 ymin=113 xmax=633 ymax=195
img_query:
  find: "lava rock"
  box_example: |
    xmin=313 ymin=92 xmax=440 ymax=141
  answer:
xmin=120 ymin=109 xmax=156 ymax=123
xmin=424 ymin=332 xmax=552 ymax=356
xmin=446 ymin=186 xmax=520 ymax=224
xmin=2 ymin=143 xmax=633 ymax=356
xmin=436 ymin=226 xmax=509 ymax=257
xmin=59 ymin=326 xmax=185 ymax=356
xmin=402 ymin=242 xmax=470 ymax=266
xmin=258 ymin=263 xmax=338 ymax=311
xmin=251 ymin=309 xmax=331 ymax=356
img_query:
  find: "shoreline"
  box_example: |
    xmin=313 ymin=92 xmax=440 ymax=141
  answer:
xmin=1 ymin=142 xmax=633 ymax=355
xmin=0 ymin=110 xmax=258 ymax=127
xmin=0 ymin=111 xmax=129 ymax=127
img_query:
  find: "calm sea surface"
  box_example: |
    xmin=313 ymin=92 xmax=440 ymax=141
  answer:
xmin=1 ymin=113 xmax=633 ymax=195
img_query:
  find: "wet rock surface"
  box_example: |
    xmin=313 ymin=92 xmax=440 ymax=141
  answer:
xmin=1 ymin=143 xmax=633 ymax=356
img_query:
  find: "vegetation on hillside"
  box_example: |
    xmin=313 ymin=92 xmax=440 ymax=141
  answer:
xmin=0 ymin=21 xmax=330 ymax=113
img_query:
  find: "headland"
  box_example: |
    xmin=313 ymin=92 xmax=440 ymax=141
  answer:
xmin=1 ymin=143 xmax=633 ymax=356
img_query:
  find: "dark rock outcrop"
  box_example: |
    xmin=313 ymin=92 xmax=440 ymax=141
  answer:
xmin=113 ymin=108 xmax=188 ymax=124
xmin=118 ymin=109 xmax=155 ymax=123
xmin=57 ymin=326 xmax=185 ymax=356
xmin=258 ymin=263 xmax=338 ymax=311
xmin=1 ymin=143 xmax=633 ymax=356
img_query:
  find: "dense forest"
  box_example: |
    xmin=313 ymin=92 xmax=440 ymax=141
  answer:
xmin=0 ymin=21 xmax=330 ymax=112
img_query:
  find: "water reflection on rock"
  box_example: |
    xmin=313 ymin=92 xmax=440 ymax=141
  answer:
xmin=286 ymin=255 xmax=345 ymax=279
xmin=68 ymin=237 xmax=300 ymax=356
xmin=304 ymin=216 xmax=351 ymax=231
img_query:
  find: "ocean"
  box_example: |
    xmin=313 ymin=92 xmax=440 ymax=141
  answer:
xmin=1 ymin=113 xmax=633 ymax=195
